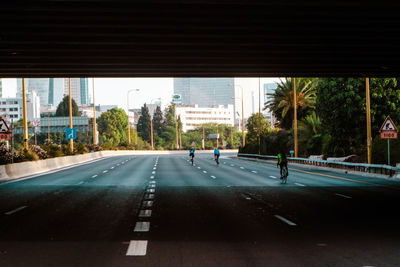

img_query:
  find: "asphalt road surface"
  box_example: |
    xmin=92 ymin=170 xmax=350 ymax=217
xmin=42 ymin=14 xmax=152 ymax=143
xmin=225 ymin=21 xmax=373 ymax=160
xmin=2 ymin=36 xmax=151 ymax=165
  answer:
xmin=1 ymin=152 xmax=400 ymax=267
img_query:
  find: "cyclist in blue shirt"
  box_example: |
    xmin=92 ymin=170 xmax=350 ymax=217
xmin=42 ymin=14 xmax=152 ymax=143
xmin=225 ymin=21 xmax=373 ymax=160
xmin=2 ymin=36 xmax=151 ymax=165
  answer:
xmin=189 ymin=147 xmax=195 ymax=164
xmin=214 ymin=147 xmax=220 ymax=164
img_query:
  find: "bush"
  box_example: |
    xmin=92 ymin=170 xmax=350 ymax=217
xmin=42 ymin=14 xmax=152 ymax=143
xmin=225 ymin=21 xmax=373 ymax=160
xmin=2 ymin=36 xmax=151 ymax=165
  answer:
xmin=20 ymin=149 xmax=39 ymax=161
xmin=29 ymin=145 xmax=47 ymax=159
xmin=0 ymin=143 xmax=19 ymax=165
xmin=42 ymin=140 xmax=64 ymax=158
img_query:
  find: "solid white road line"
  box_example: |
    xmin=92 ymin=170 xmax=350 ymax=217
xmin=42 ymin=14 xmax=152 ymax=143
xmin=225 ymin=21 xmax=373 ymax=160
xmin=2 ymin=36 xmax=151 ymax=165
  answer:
xmin=251 ymin=171 xmax=258 ymax=174
xmin=211 ymin=176 xmax=216 ymax=179
xmin=335 ymin=193 xmax=352 ymax=199
xmin=274 ymin=215 xmax=297 ymax=226
xmin=139 ymin=209 xmax=152 ymax=218
xmin=92 ymin=175 xmax=98 ymax=178
xmin=5 ymin=206 xmax=28 ymax=215
xmin=295 ymin=183 xmax=306 ymax=187
xmin=134 ymin=222 xmax=150 ymax=232
xmin=269 ymin=175 xmax=277 ymax=179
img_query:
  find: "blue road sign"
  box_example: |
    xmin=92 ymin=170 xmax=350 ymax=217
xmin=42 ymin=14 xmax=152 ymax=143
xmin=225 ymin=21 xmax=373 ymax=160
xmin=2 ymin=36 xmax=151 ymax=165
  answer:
xmin=65 ymin=128 xmax=77 ymax=140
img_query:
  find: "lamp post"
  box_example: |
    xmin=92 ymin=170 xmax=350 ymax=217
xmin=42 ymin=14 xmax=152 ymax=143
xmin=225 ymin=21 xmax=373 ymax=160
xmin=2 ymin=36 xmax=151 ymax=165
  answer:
xmin=150 ymin=98 xmax=161 ymax=150
xmin=22 ymin=78 xmax=28 ymax=150
xmin=127 ymin=89 xmax=140 ymax=144
xmin=92 ymin=78 xmax=97 ymax=145
xmin=68 ymin=78 xmax=73 ymax=153
xmin=232 ymin=84 xmax=245 ymax=147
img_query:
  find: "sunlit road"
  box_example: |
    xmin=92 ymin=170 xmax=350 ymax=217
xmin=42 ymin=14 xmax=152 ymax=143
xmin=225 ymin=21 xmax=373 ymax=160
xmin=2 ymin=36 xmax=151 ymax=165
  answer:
xmin=1 ymin=152 xmax=400 ymax=266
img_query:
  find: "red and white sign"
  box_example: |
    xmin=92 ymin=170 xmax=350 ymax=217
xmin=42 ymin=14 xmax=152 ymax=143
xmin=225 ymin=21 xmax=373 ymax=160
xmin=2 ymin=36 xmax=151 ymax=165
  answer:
xmin=32 ymin=120 xmax=40 ymax=127
xmin=0 ymin=116 xmax=12 ymax=141
xmin=380 ymin=116 xmax=398 ymax=139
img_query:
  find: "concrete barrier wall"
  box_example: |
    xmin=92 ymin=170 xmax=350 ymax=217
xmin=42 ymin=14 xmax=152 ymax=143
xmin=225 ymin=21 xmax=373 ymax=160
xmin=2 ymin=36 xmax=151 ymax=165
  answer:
xmin=0 ymin=149 xmax=238 ymax=182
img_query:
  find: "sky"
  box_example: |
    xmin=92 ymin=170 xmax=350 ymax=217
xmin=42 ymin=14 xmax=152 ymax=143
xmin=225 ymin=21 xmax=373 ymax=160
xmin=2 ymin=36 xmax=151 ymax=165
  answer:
xmin=2 ymin=77 xmax=281 ymax=117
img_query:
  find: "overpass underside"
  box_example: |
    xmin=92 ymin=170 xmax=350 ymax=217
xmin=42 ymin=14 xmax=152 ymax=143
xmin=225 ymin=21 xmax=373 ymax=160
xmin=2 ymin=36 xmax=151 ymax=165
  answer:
xmin=1 ymin=1 xmax=399 ymax=78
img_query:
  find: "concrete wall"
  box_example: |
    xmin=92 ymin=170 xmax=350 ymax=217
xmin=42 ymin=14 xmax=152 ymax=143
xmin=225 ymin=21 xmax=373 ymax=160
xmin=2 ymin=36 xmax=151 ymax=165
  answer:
xmin=0 ymin=149 xmax=237 ymax=182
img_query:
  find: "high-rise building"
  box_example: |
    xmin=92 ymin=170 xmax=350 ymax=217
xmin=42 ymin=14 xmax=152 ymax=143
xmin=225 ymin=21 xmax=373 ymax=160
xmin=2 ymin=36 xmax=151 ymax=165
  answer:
xmin=17 ymin=78 xmax=64 ymax=108
xmin=173 ymin=78 xmax=234 ymax=107
xmin=0 ymin=90 xmax=40 ymax=122
xmin=0 ymin=79 xmax=2 ymax=97
xmin=63 ymin=78 xmax=89 ymax=106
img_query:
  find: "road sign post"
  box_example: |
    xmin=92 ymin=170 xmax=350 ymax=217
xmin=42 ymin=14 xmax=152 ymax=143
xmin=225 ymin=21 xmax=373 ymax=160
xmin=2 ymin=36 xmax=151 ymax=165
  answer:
xmin=379 ymin=116 xmax=398 ymax=165
xmin=65 ymin=128 xmax=77 ymax=140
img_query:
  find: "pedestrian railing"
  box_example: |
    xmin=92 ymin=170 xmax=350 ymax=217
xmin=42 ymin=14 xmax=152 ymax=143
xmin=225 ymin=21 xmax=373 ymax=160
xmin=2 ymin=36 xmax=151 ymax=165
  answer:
xmin=237 ymin=153 xmax=400 ymax=177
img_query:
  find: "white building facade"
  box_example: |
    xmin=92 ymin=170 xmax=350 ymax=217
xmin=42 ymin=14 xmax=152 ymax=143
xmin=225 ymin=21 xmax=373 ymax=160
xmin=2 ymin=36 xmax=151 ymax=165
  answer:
xmin=175 ymin=104 xmax=234 ymax=132
xmin=0 ymin=90 xmax=40 ymax=123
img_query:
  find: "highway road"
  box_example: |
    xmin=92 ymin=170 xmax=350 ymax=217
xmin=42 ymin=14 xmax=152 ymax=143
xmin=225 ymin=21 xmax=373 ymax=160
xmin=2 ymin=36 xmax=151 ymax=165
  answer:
xmin=0 ymin=152 xmax=400 ymax=266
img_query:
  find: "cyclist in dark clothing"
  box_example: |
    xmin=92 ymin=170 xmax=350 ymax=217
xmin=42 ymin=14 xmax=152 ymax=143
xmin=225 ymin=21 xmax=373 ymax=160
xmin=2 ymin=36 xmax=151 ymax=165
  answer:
xmin=277 ymin=152 xmax=288 ymax=179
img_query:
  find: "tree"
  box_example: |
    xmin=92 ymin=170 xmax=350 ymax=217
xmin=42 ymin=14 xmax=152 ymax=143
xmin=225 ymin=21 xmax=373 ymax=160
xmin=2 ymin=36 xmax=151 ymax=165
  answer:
xmin=245 ymin=113 xmax=271 ymax=144
xmin=298 ymin=111 xmax=326 ymax=156
xmin=161 ymin=103 xmax=177 ymax=149
xmin=97 ymin=107 xmax=128 ymax=147
xmin=316 ymin=78 xmax=365 ymax=156
xmin=55 ymin=95 xmax=81 ymax=117
xmin=137 ymin=104 xmax=151 ymax=143
xmin=153 ymin=106 xmax=163 ymax=137
xmin=265 ymin=78 xmax=317 ymax=129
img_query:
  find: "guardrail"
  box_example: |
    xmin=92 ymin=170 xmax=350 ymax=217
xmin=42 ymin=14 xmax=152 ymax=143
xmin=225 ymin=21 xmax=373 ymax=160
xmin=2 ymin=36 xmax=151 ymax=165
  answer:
xmin=237 ymin=153 xmax=400 ymax=177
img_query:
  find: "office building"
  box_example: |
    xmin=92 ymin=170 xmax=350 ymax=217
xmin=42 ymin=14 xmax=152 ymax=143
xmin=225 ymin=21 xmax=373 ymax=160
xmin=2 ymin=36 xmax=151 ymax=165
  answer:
xmin=0 ymin=90 xmax=41 ymax=122
xmin=173 ymin=78 xmax=234 ymax=107
xmin=17 ymin=78 xmax=64 ymax=108
xmin=80 ymin=104 xmax=117 ymax=118
xmin=64 ymin=78 xmax=89 ymax=106
xmin=175 ymin=104 xmax=234 ymax=132
xmin=0 ymin=79 xmax=2 ymax=97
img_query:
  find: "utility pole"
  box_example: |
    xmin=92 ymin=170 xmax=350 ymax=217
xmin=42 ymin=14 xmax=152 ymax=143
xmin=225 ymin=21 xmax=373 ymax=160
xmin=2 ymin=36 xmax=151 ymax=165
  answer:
xmin=241 ymin=85 xmax=245 ymax=147
xmin=92 ymin=78 xmax=97 ymax=145
xmin=202 ymin=125 xmax=205 ymax=150
xmin=293 ymin=77 xmax=298 ymax=158
xmin=175 ymin=116 xmax=179 ymax=149
xmin=22 ymin=78 xmax=28 ymax=150
xmin=68 ymin=78 xmax=73 ymax=153
xmin=258 ymin=77 xmax=261 ymax=154
xmin=366 ymin=77 xmax=372 ymax=164
xmin=216 ymin=124 xmax=219 ymax=148
xmin=230 ymin=125 xmax=233 ymax=148
xmin=47 ymin=110 xmax=50 ymax=141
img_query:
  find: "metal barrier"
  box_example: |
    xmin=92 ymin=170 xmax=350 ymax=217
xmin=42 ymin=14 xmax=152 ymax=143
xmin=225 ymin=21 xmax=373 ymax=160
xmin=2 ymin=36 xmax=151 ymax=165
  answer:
xmin=237 ymin=153 xmax=400 ymax=177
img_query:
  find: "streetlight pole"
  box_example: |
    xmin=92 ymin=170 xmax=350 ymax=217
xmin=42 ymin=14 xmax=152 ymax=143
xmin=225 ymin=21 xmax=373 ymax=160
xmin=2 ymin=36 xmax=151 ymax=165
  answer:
xmin=258 ymin=77 xmax=261 ymax=154
xmin=92 ymin=78 xmax=97 ymax=145
xmin=127 ymin=89 xmax=140 ymax=145
xmin=68 ymin=78 xmax=73 ymax=153
xmin=366 ymin=78 xmax=372 ymax=164
xmin=22 ymin=78 xmax=28 ymax=150
xmin=293 ymin=77 xmax=298 ymax=158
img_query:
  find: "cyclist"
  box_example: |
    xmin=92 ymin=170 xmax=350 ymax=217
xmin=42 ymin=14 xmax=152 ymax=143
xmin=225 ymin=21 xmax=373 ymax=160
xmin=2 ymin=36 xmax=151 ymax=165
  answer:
xmin=214 ymin=147 xmax=220 ymax=164
xmin=189 ymin=146 xmax=195 ymax=164
xmin=277 ymin=151 xmax=288 ymax=179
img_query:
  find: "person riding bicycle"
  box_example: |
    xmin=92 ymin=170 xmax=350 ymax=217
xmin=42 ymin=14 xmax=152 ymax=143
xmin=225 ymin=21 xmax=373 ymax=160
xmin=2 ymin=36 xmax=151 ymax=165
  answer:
xmin=277 ymin=151 xmax=288 ymax=179
xmin=214 ymin=147 xmax=220 ymax=163
xmin=189 ymin=146 xmax=195 ymax=159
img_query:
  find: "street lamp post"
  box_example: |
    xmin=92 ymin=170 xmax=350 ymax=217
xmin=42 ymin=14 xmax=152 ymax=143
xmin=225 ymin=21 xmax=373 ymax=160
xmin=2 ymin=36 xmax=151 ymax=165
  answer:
xmin=232 ymin=84 xmax=245 ymax=147
xmin=68 ymin=78 xmax=73 ymax=153
xmin=92 ymin=78 xmax=97 ymax=145
xmin=150 ymin=98 xmax=161 ymax=150
xmin=127 ymin=89 xmax=140 ymax=145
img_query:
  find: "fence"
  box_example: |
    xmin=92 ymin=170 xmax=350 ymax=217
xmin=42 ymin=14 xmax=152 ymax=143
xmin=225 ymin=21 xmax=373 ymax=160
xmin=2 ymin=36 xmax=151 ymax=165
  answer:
xmin=237 ymin=153 xmax=400 ymax=177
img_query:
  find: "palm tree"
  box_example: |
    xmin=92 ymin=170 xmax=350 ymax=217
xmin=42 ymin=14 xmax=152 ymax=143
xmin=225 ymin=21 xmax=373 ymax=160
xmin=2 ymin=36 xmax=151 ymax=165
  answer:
xmin=298 ymin=111 xmax=324 ymax=155
xmin=265 ymin=78 xmax=317 ymax=129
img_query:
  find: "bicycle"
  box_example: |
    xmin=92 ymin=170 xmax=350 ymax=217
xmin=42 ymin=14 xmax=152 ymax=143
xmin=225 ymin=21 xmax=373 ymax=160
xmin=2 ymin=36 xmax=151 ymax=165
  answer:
xmin=281 ymin=165 xmax=288 ymax=184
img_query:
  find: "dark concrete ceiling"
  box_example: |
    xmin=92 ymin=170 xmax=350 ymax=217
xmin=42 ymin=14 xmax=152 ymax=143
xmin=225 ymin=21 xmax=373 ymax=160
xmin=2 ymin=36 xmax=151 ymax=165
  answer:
xmin=1 ymin=0 xmax=400 ymax=77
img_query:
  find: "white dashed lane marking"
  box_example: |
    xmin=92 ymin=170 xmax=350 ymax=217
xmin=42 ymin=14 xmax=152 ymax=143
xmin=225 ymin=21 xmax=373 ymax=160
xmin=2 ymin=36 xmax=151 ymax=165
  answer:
xmin=103 ymin=170 xmax=108 ymax=173
xmin=152 ymin=171 xmax=156 ymax=174
xmin=211 ymin=176 xmax=216 ymax=179
xmin=203 ymin=171 xmax=207 ymax=173
xmin=230 ymin=164 xmax=235 ymax=167
xmin=295 ymin=183 xmax=306 ymax=187
xmin=110 ymin=167 xmax=114 ymax=169
xmin=269 ymin=176 xmax=277 ymax=179
xmin=150 ymin=176 xmax=154 ymax=179
xmin=4 ymin=206 xmax=28 ymax=215
xmin=240 ymin=167 xmax=245 ymax=169
xmin=251 ymin=171 xmax=258 ymax=174
xmin=92 ymin=175 xmax=98 ymax=178
xmin=134 ymin=222 xmax=150 ymax=232
xmin=139 ymin=209 xmax=152 ymax=218
xmin=77 ymin=181 xmax=84 ymax=185
xmin=126 ymin=240 xmax=148 ymax=256
xmin=335 ymin=193 xmax=352 ymax=199
xmin=274 ymin=215 xmax=297 ymax=226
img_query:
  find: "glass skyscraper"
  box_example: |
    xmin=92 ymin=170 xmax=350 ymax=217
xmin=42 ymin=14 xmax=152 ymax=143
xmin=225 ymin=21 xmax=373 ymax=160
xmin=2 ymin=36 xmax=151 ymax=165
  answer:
xmin=173 ymin=78 xmax=234 ymax=107
xmin=64 ymin=78 xmax=89 ymax=106
xmin=17 ymin=78 xmax=64 ymax=108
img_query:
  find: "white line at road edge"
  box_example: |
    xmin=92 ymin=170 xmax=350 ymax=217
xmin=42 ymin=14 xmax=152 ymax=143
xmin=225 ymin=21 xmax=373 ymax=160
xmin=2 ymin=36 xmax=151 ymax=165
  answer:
xmin=126 ymin=240 xmax=148 ymax=256
xmin=5 ymin=206 xmax=28 ymax=215
xmin=274 ymin=215 xmax=297 ymax=226
xmin=295 ymin=183 xmax=305 ymax=187
xmin=335 ymin=193 xmax=352 ymax=199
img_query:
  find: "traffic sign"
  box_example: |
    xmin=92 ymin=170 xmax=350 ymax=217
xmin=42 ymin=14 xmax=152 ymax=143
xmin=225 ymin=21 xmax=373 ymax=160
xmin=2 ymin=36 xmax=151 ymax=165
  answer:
xmin=65 ymin=128 xmax=77 ymax=140
xmin=380 ymin=116 xmax=398 ymax=139
xmin=31 ymin=120 xmax=40 ymax=127
xmin=0 ymin=116 xmax=12 ymax=141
